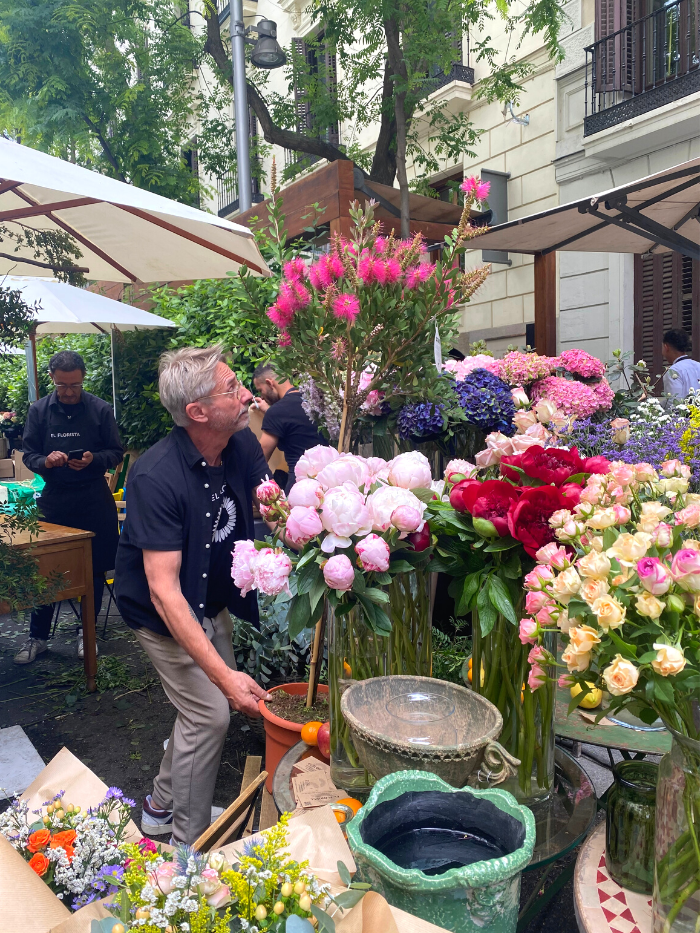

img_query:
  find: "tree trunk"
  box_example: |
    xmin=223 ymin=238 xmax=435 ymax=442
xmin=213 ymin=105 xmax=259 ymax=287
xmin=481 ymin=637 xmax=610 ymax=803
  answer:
xmin=369 ymin=60 xmax=398 ymax=187
xmin=383 ymin=18 xmax=410 ymax=238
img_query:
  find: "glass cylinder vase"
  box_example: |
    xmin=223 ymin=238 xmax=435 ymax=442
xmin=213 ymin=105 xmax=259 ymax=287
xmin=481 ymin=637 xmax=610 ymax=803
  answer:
xmin=472 ymin=611 xmax=556 ymax=803
xmin=652 ymin=730 xmax=700 ymax=933
xmin=606 ymin=760 xmax=658 ymax=894
xmin=328 ymin=568 xmax=432 ymax=793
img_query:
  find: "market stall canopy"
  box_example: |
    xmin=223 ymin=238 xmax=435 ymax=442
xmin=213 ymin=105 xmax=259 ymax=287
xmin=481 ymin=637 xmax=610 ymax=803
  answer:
xmin=471 ymin=157 xmax=700 ymax=260
xmin=6 ymin=277 xmax=177 ymax=334
xmin=0 ymin=139 xmax=269 ymax=282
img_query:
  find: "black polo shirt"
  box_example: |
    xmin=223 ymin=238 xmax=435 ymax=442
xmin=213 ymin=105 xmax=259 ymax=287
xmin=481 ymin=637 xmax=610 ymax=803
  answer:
xmin=115 ymin=426 xmax=269 ymax=636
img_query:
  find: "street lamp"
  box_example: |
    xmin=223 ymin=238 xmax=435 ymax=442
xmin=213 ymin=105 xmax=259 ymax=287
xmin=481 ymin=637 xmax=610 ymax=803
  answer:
xmin=229 ymin=1 xmax=286 ymax=212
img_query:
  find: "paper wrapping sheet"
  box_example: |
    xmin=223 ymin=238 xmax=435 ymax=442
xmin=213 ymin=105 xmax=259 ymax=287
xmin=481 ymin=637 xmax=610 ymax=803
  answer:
xmin=0 ymin=834 xmax=71 ymax=933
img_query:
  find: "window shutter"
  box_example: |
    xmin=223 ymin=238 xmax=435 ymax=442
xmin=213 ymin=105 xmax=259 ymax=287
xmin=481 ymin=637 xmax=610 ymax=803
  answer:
xmin=292 ymin=38 xmax=312 ymax=134
xmin=634 ymin=253 xmax=700 ymax=387
xmin=594 ymin=0 xmax=634 ymax=91
xmin=323 ymin=43 xmax=340 ymax=147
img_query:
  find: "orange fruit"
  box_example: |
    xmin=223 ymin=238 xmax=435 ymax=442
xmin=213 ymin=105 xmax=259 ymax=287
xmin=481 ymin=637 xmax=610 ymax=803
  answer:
xmin=334 ymin=797 xmax=363 ymax=822
xmin=300 ymin=721 xmax=323 ymax=745
xmin=343 ymin=660 xmax=352 ymax=677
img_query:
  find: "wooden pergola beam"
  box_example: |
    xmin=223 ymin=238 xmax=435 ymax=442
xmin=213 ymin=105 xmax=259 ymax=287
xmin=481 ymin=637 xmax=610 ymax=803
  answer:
xmin=534 ymin=252 xmax=557 ymax=356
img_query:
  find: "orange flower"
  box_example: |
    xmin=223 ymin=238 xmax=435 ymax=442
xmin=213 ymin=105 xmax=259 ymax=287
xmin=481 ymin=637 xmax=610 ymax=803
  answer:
xmin=62 ymin=844 xmax=75 ymax=862
xmin=27 ymin=829 xmax=51 ymax=853
xmin=50 ymin=830 xmax=77 ymax=850
xmin=28 ymin=852 xmax=50 ymax=876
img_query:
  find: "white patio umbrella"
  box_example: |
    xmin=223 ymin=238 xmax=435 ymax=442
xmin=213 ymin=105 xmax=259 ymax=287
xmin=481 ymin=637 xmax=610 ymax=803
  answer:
xmin=0 ymin=138 xmax=269 ymax=281
xmin=7 ymin=276 xmax=177 ymax=415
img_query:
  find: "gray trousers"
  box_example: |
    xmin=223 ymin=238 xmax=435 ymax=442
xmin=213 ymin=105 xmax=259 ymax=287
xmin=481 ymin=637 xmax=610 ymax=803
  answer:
xmin=134 ymin=609 xmax=236 ymax=844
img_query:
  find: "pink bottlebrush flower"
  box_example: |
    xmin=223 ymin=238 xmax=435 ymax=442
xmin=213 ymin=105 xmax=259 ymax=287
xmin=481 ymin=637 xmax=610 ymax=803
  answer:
xmin=278 ymin=331 xmax=291 ymax=347
xmin=332 ymin=293 xmax=361 ymax=322
xmin=358 ymin=255 xmax=378 ymax=285
xmin=283 ymin=258 xmax=307 ymax=281
xmin=404 ymin=266 xmax=422 ymax=289
xmin=291 ymin=280 xmax=311 ymax=308
xmin=418 ymin=262 xmax=435 ymax=282
xmin=461 ymin=175 xmax=478 ymax=194
xmin=277 ymin=281 xmax=299 ymax=315
xmin=309 ymin=253 xmax=344 ymax=290
xmin=374 ymin=236 xmax=388 ymax=253
xmin=383 ymin=257 xmax=402 ymax=283
xmin=475 ymin=181 xmax=491 ymax=201
xmin=267 ymin=305 xmax=294 ymax=329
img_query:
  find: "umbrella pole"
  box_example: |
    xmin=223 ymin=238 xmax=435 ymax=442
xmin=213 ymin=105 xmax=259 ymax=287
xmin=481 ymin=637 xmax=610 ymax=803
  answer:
xmin=110 ymin=325 xmax=117 ymax=421
xmin=27 ymin=328 xmax=39 ymax=402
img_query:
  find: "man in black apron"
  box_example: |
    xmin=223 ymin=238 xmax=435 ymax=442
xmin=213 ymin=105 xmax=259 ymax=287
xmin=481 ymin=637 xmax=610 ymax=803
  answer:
xmin=14 ymin=350 xmax=123 ymax=664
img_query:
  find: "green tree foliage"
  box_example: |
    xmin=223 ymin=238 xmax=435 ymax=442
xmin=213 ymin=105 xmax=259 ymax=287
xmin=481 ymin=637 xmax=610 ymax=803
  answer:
xmin=0 ymin=0 xmax=203 ymax=203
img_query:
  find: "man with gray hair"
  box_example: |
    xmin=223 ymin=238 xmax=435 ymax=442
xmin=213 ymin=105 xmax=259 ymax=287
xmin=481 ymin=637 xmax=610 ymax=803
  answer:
xmin=115 ymin=345 xmax=270 ymax=844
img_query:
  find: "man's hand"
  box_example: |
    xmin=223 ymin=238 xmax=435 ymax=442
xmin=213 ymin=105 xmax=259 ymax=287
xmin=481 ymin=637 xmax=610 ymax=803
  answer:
xmin=253 ymin=396 xmax=270 ymax=413
xmin=68 ymin=451 xmax=94 ymax=471
xmin=44 ymin=451 xmax=68 ymax=469
xmin=222 ymin=670 xmax=270 ymax=717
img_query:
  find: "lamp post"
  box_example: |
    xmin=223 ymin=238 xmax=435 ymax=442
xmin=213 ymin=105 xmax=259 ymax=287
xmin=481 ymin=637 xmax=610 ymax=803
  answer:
xmin=228 ymin=1 xmax=286 ymax=213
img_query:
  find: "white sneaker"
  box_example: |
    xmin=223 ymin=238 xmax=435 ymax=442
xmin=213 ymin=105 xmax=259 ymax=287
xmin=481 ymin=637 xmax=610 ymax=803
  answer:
xmin=141 ymin=795 xmax=174 ymax=836
xmin=14 ymin=638 xmax=48 ymax=665
xmin=77 ymin=636 xmax=98 ymax=659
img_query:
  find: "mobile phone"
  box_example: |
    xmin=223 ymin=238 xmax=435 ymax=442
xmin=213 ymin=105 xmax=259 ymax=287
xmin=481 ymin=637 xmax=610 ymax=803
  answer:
xmin=68 ymin=449 xmax=85 ymax=460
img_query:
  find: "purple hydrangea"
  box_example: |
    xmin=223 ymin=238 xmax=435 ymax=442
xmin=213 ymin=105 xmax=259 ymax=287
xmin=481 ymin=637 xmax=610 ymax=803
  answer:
xmin=396 ymin=401 xmax=446 ymax=440
xmin=452 ymin=369 xmax=516 ymax=436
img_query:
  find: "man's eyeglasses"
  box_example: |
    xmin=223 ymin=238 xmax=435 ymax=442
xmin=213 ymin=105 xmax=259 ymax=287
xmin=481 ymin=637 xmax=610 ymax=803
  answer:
xmin=53 ymin=381 xmax=83 ymax=390
xmin=196 ymin=383 xmax=242 ymax=402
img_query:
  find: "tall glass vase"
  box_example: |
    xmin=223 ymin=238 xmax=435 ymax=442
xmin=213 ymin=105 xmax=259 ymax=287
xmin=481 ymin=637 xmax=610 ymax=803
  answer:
xmin=472 ymin=611 xmax=556 ymax=803
xmin=328 ymin=569 xmax=432 ymax=793
xmin=652 ymin=730 xmax=700 ymax=933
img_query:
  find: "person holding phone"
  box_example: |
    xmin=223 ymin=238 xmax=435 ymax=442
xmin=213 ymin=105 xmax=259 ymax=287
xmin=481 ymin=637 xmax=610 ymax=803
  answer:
xmin=14 ymin=350 xmax=124 ymax=664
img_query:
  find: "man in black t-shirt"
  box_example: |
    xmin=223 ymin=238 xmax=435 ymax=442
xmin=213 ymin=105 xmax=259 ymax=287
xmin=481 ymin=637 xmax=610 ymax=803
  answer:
xmin=252 ymin=362 xmax=328 ymax=490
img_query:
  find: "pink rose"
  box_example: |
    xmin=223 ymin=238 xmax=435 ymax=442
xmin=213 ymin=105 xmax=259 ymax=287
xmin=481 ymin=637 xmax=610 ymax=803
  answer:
xmin=254 ymin=549 xmax=293 ymax=596
xmin=675 ymin=504 xmax=700 ymax=529
xmin=524 ymin=565 xmax=555 ymax=591
xmin=536 ymin=603 xmax=559 ymax=627
xmin=475 ymin=448 xmax=501 ymax=468
xmin=138 ymin=837 xmax=157 ymax=854
xmin=366 ymin=486 xmax=426 ymax=533
xmin=651 ymin=523 xmax=673 ymax=548
xmin=323 ymin=554 xmax=355 ymax=591
xmin=231 ymin=540 xmax=259 ymax=596
xmin=295 ymin=445 xmax=340 ymax=480
xmin=528 ymin=645 xmax=547 ymax=665
xmin=671 ymin=549 xmax=700 ymax=592
xmin=486 ymin=432 xmax=515 ymax=456
xmin=388 ymin=451 xmax=433 ymax=490
xmin=256 ymin=479 xmax=283 ymax=505
xmin=320 ymin=486 xmax=372 ymax=552
xmin=316 ymin=454 xmax=370 ymax=491
xmin=444 ymin=459 xmax=476 ymax=485
xmin=519 ymin=618 xmax=538 ymax=644
xmin=528 ymin=663 xmax=547 ymax=691
xmin=558 ymin=673 xmax=575 ymax=688
xmin=149 ymin=862 xmax=179 ymax=896
xmin=207 ymin=884 xmax=232 ymax=908
xmin=288 ymin=478 xmax=325 ymax=509
xmin=510 ymin=433 xmax=546 ymax=454
xmin=636 ymin=557 xmax=672 ymax=595
xmin=355 ymin=534 xmax=391 ymax=572
xmin=610 ymin=418 xmax=630 ymax=444
xmin=391 ymin=505 xmax=423 ymax=534
xmin=634 ymin=462 xmax=658 ymax=483
xmin=286 ymin=506 xmax=323 ymax=547
xmin=513 ymin=411 xmax=538 ymax=433
xmin=661 ymin=459 xmax=691 ymax=479
xmin=511 ymin=386 xmax=530 ymax=409
xmin=612 ymin=504 xmax=632 ymax=525
xmin=609 ymin=462 xmax=635 ymax=486
xmin=525 ymin=591 xmax=550 ymax=614
xmin=535 ymin=542 xmax=572 ymax=570
xmin=198 ymin=867 xmax=223 ymax=897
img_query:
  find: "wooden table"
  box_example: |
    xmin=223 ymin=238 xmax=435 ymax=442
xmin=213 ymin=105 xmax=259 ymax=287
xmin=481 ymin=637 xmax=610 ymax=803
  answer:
xmin=574 ymin=823 xmax=652 ymax=933
xmin=555 ymin=684 xmax=672 ymax=758
xmin=1 ymin=521 xmax=97 ymax=691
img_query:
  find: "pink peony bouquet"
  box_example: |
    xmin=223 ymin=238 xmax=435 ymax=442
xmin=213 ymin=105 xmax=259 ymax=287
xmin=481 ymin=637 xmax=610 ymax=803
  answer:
xmin=519 ymin=457 xmax=699 ymax=739
xmin=231 ymin=447 xmax=437 ymax=638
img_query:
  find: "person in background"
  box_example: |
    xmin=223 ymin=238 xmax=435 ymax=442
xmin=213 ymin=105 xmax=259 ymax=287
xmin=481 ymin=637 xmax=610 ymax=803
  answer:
xmin=662 ymin=329 xmax=700 ymax=401
xmin=115 ymin=345 xmax=270 ymax=845
xmin=252 ymin=362 xmax=328 ymax=491
xmin=15 ymin=350 xmax=123 ymax=665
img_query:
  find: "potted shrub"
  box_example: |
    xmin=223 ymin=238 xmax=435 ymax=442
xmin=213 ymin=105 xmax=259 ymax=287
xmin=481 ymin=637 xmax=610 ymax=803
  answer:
xmin=258 ymin=682 xmax=330 ymax=793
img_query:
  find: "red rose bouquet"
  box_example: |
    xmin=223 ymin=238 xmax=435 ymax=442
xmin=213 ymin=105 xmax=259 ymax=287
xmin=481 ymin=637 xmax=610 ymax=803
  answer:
xmin=427 ymin=440 xmax=607 ymax=801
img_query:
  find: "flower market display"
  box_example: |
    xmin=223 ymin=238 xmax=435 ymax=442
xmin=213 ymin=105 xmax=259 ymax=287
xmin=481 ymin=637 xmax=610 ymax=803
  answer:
xmin=0 ymin=786 xmax=134 ymax=910
xmin=232 ymin=448 xmax=438 ymax=790
xmin=100 ymin=813 xmax=361 ymax=933
xmin=266 ymin=178 xmax=492 ymax=454
xmin=521 ymin=457 xmax=700 ymax=931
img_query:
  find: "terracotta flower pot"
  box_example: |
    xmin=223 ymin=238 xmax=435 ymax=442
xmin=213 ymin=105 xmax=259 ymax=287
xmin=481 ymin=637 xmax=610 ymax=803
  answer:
xmin=259 ymin=682 xmax=329 ymax=792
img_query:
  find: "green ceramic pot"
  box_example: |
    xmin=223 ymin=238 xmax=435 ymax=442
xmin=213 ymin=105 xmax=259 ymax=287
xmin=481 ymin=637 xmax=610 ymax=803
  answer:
xmin=346 ymin=770 xmax=535 ymax=933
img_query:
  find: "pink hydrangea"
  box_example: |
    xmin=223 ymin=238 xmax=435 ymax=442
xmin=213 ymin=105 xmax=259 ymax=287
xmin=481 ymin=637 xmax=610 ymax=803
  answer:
xmin=443 ymin=355 xmax=501 ymax=380
xmin=556 ymin=349 xmax=606 ymax=379
xmin=531 ymin=376 xmax=608 ymax=419
xmin=495 ymin=352 xmax=556 ymax=385
xmin=593 ymin=378 xmax=614 ymax=410
xmin=332 ymin=293 xmax=361 ymax=322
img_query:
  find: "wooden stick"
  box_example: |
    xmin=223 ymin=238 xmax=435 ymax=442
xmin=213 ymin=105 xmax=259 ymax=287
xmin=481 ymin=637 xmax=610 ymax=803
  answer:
xmin=306 ymin=601 xmax=328 ymax=708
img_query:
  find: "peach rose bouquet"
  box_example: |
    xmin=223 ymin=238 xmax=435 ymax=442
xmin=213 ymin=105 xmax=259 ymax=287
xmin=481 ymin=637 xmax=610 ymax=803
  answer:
xmin=522 ymin=457 xmax=700 ymax=932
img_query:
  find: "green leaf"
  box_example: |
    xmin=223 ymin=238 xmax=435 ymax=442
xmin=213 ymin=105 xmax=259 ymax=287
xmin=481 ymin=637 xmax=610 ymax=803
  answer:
xmin=337 ymin=861 xmax=352 ymax=886
xmin=288 ymin=594 xmax=312 ymax=640
xmin=296 ymin=548 xmax=319 ymax=570
xmin=352 ymin=569 xmax=366 ymax=592
xmin=603 ymin=527 xmax=619 ymax=549
xmin=483 ymin=538 xmax=519 ymax=552
xmin=309 ymin=574 xmax=327 ymax=613
xmin=362 ymin=587 xmax=390 ymax=605
xmin=456 ymin=572 xmax=480 ymax=616
xmin=501 ymin=552 xmax=522 ymax=579
xmin=489 ymin=575 xmax=518 ymax=625
xmin=653 ymin=675 xmax=675 ymax=705
xmin=374 ymin=571 xmax=392 ymax=585
xmin=310 ymin=905 xmax=336 ymax=932
xmin=285 ymin=917 xmax=316 ymax=933
xmin=476 ymin=579 xmax=497 ymax=636
xmin=637 ymin=651 xmax=658 ymax=664
xmin=388 ymin=559 xmax=416 ymax=573
xmin=411 ymin=487 xmax=435 ymax=503
xmin=297 ymin=561 xmax=321 ymax=595
xmin=566 ymin=598 xmax=590 ymax=620
xmin=332 ymin=889 xmax=366 ymax=910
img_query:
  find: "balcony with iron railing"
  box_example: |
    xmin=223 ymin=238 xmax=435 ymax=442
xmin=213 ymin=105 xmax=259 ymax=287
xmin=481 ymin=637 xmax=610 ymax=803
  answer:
xmin=216 ymin=169 xmax=264 ymax=217
xmin=584 ymin=0 xmax=700 ymax=136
